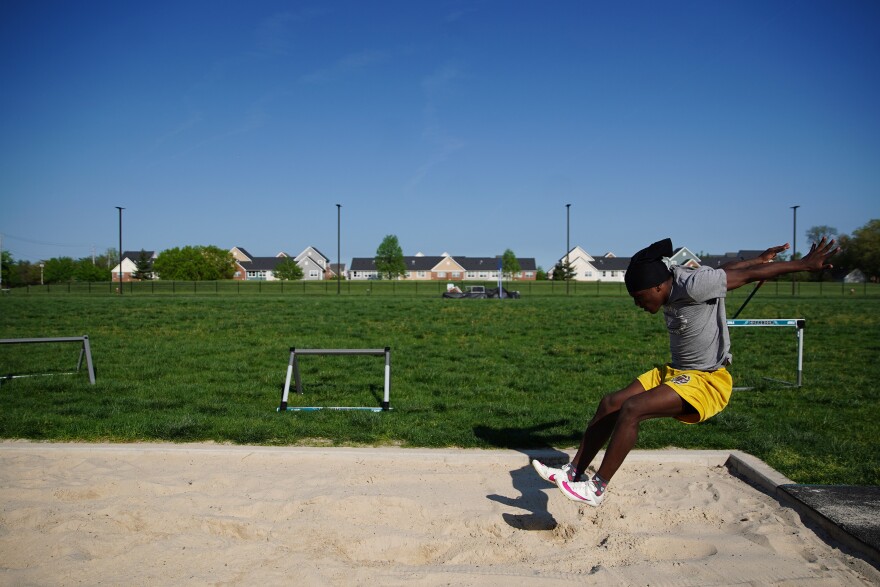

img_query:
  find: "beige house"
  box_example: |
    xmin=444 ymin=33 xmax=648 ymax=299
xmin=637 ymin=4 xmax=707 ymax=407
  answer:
xmin=349 ymin=252 xmax=537 ymax=281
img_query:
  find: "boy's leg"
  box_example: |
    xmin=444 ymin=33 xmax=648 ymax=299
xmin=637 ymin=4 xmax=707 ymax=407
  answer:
xmin=595 ymin=384 xmax=691 ymax=482
xmin=570 ymin=379 xmax=647 ymax=475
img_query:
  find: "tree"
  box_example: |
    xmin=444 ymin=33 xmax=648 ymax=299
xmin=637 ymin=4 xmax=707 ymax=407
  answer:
xmin=74 ymin=258 xmax=110 ymax=282
xmin=101 ymin=248 xmax=119 ymax=269
xmin=0 ymin=250 xmax=12 ymax=287
xmin=274 ymin=258 xmax=304 ymax=281
xmin=501 ymin=249 xmax=521 ymax=280
xmin=43 ymin=257 xmax=77 ymax=283
xmin=375 ymin=235 xmax=407 ymax=280
xmin=551 ymin=260 xmax=575 ymax=281
xmin=806 ymin=225 xmax=838 ymax=246
xmin=845 ymin=219 xmax=880 ymax=280
xmin=153 ymin=245 xmax=235 ymax=280
xmin=132 ymin=250 xmax=153 ymax=281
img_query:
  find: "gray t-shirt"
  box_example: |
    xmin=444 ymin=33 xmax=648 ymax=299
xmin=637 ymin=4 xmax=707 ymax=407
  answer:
xmin=663 ymin=265 xmax=731 ymax=371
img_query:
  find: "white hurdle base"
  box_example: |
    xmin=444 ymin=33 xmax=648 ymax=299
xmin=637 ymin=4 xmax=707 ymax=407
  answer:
xmin=278 ymin=347 xmax=391 ymax=412
xmin=727 ymin=319 xmax=804 ymax=390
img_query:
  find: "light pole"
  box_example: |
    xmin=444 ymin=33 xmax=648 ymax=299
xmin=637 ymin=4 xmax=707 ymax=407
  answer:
xmin=116 ymin=206 xmax=124 ymax=295
xmin=565 ymin=203 xmax=571 ymax=295
xmin=336 ymin=204 xmax=342 ymax=294
xmin=791 ymin=205 xmax=799 ymax=296
xmin=39 ymin=262 xmax=45 ymax=286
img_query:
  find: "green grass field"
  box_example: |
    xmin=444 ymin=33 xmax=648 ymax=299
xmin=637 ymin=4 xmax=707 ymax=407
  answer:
xmin=1 ymin=287 xmax=878 ymax=485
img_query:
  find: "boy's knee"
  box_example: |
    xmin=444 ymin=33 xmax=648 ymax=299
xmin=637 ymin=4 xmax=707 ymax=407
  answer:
xmin=617 ymin=397 xmax=643 ymax=422
xmin=596 ymin=394 xmax=620 ymax=418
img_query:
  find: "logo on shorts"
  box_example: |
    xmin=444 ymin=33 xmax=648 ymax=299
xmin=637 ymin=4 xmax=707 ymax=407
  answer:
xmin=671 ymin=374 xmax=691 ymax=385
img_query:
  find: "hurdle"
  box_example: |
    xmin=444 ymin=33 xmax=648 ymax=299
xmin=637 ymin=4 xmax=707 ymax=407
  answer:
xmin=278 ymin=347 xmax=391 ymax=412
xmin=0 ymin=335 xmax=96 ymax=385
xmin=727 ymin=319 xmax=804 ymax=388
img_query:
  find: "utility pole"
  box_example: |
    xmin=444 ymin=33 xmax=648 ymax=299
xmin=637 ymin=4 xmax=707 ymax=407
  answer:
xmin=116 ymin=207 xmax=125 ymax=295
xmin=565 ymin=203 xmax=571 ymax=295
xmin=791 ymin=205 xmax=799 ymax=296
xmin=336 ymin=204 xmax=342 ymax=295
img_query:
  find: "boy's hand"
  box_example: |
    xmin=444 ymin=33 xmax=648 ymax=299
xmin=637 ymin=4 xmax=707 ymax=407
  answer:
xmin=800 ymin=237 xmax=838 ymax=272
xmin=757 ymin=243 xmax=789 ymax=263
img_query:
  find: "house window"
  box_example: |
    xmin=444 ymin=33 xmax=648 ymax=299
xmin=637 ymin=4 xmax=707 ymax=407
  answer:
xmin=437 ymin=272 xmax=446 ymax=278
xmin=452 ymin=272 xmax=461 ymax=278
xmin=602 ymin=271 xmax=607 ymax=277
xmin=309 ymin=270 xmax=319 ymax=278
xmin=417 ymin=271 xmax=426 ymax=278
xmin=467 ymin=272 xmax=476 ymax=278
xmin=585 ymin=271 xmax=592 ymax=277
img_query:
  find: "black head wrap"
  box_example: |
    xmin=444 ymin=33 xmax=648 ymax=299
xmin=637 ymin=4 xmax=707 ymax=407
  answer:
xmin=625 ymin=238 xmax=674 ymax=294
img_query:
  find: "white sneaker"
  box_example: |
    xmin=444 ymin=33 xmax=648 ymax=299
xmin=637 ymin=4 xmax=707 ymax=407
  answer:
xmin=556 ymin=476 xmax=606 ymax=506
xmin=531 ymin=459 xmax=577 ymax=484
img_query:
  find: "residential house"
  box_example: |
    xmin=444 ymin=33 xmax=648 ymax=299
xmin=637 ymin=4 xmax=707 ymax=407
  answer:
xmin=555 ymin=245 xmax=701 ymax=283
xmin=231 ymin=246 xmax=337 ymax=281
xmin=109 ymin=250 xmax=157 ymax=281
xmin=670 ymin=246 xmax=701 ymax=268
xmin=349 ymin=253 xmax=537 ymax=281
xmin=294 ymin=246 xmax=336 ymax=281
xmin=230 ymin=247 xmax=289 ymax=281
xmin=555 ymin=247 xmax=629 ymax=282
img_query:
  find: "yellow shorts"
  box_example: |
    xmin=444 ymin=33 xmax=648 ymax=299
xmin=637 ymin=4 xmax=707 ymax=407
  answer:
xmin=637 ymin=365 xmax=733 ymax=424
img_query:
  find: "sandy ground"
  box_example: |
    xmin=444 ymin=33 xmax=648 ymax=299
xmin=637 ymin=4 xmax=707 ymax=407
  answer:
xmin=1 ymin=443 xmax=877 ymax=586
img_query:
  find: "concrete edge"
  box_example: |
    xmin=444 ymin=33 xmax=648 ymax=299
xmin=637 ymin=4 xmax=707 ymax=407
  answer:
xmin=724 ymin=449 xmax=879 ymax=569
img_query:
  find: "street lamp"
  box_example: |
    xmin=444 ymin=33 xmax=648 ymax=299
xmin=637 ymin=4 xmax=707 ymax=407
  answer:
xmin=565 ymin=203 xmax=571 ymax=295
xmin=791 ymin=205 xmax=799 ymax=296
xmin=39 ymin=262 xmax=44 ymax=286
xmin=116 ymin=206 xmax=124 ymax=295
xmin=336 ymin=204 xmax=342 ymax=294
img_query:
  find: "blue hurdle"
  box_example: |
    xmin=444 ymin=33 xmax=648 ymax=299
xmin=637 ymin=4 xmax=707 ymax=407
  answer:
xmin=727 ymin=319 xmax=805 ymax=388
xmin=278 ymin=347 xmax=392 ymax=412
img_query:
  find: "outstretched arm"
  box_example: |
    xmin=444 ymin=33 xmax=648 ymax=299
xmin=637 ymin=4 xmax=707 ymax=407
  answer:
xmin=723 ymin=237 xmax=838 ymax=291
xmin=721 ymin=243 xmax=789 ymax=271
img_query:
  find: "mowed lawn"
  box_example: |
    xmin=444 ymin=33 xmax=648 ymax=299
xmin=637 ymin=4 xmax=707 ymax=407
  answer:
xmin=0 ymin=290 xmax=877 ymax=485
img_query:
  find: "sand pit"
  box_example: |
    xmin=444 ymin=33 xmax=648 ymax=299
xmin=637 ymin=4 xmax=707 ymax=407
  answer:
xmin=1 ymin=443 xmax=877 ymax=585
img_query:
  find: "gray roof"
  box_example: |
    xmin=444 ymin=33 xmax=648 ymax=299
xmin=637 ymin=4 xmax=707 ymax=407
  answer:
xmin=591 ymin=257 xmax=630 ymax=271
xmin=122 ymin=250 xmax=156 ymax=262
xmin=350 ymin=258 xmax=379 ymax=271
xmin=237 ymin=256 xmax=290 ymax=271
xmin=699 ymin=250 xmax=764 ymax=268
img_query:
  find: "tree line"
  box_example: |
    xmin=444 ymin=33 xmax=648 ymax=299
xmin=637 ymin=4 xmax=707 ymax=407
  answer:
xmin=3 ymin=220 xmax=878 ymax=287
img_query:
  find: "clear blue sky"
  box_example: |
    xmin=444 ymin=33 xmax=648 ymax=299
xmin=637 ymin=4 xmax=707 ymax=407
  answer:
xmin=2 ymin=0 xmax=878 ymax=269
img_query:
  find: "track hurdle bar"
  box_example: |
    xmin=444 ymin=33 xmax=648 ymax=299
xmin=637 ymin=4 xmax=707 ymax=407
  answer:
xmin=0 ymin=335 xmax=96 ymax=385
xmin=726 ymin=319 xmax=804 ymax=387
xmin=279 ymin=347 xmax=391 ymax=412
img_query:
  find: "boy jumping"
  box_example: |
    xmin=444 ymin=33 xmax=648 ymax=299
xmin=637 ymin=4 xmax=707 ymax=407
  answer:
xmin=533 ymin=236 xmax=837 ymax=506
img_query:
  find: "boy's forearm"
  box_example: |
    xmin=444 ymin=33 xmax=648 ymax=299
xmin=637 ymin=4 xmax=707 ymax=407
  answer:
xmin=724 ymin=259 xmax=805 ymax=290
xmin=720 ymin=257 xmax=765 ymax=271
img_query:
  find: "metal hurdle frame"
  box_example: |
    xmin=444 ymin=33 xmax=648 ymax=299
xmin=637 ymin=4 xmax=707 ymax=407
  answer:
xmin=0 ymin=335 xmax=96 ymax=385
xmin=727 ymin=319 xmax=804 ymax=388
xmin=278 ymin=347 xmax=392 ymax=412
